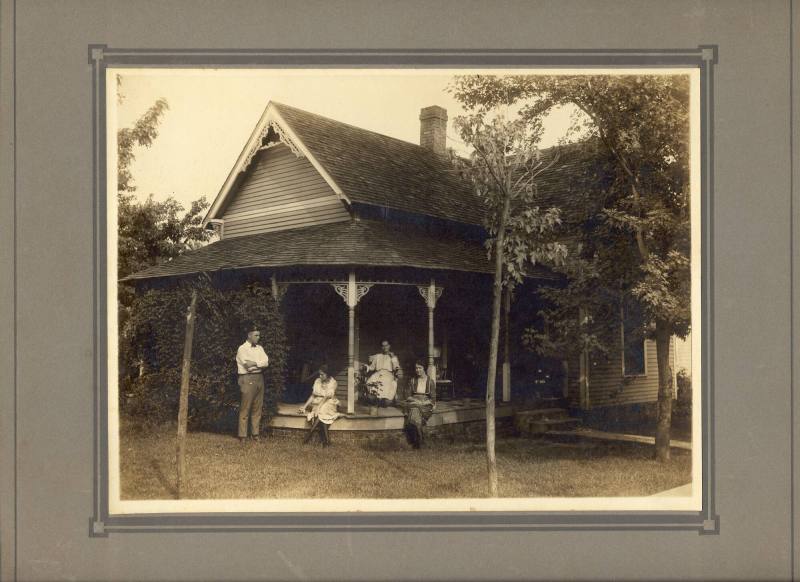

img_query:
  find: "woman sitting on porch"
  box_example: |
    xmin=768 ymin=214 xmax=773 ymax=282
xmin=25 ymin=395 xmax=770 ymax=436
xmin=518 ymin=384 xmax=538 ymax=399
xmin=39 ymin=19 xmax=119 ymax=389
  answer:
xmin=400 ymin=362 xmax=437 ymax=449
xmin=298 ymin=365 xmax=341 ymax=447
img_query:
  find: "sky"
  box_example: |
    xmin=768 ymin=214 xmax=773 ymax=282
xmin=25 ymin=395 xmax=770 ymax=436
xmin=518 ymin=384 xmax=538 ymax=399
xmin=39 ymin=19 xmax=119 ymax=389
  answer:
xmin=112 ymin=69 xmax=580 ymax=211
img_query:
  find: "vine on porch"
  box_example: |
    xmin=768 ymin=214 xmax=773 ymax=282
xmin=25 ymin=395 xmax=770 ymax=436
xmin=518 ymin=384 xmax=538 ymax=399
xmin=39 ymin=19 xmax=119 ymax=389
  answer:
xmin=121 ymin=277 xmax=288 ymax=432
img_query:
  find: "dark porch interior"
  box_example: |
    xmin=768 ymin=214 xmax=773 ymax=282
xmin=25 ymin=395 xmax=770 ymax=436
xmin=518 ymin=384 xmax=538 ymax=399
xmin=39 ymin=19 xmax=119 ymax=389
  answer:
xmin=279 ymin=272 xmax=499 ymax=403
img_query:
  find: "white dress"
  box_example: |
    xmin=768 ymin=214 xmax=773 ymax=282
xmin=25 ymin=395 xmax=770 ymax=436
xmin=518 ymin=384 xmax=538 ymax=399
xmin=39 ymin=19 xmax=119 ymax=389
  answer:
xmin=307 ymin=377 xmax=340 ymax=424
xmin=366 ymin=353 xmax=401 ymax=400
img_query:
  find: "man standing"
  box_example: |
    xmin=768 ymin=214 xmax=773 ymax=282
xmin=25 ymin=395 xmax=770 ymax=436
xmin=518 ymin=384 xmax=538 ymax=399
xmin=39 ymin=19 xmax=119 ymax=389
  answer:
xmin=236 ymin=325 xmax=269 ymax=442
xmin=362 ymin=339 xmax=402 ymax=405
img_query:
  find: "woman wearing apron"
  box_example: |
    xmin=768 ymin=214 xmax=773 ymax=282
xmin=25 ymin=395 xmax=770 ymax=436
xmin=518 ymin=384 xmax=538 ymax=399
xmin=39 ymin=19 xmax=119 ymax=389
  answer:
xmin=298 ymin=365 xmax=341 ymax=447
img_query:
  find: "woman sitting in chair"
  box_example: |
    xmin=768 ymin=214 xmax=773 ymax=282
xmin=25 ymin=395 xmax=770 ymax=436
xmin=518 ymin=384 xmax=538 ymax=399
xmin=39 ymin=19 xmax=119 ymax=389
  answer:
xmin=399 ymin=361 xmax=437 ymax=449
xmin=297 ymin=365 xmax=341 ymax=447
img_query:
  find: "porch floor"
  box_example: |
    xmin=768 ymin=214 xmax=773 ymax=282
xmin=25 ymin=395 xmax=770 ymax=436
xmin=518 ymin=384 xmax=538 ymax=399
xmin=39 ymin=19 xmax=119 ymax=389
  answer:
xmin=271 ymin=397 xmax=513 ymax=432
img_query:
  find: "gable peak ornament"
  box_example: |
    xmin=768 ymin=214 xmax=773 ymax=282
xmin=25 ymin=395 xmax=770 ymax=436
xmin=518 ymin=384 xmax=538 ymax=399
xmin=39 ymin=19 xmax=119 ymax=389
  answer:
xmin=242 ymin=120 xmax=304 ymax=172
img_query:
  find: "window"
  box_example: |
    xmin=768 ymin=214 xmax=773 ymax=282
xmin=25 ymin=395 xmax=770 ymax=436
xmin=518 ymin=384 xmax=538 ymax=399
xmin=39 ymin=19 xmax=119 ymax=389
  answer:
xmin=621 ymin=297 xmax=646 ymax=376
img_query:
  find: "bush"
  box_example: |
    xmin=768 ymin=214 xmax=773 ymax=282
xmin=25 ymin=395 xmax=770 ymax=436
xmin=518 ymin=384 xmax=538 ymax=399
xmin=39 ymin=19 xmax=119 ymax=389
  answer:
xmin=674 ymin=368 xmax=692 ymax=419
xmin=676 ymin=369 xmax=691 ymax=403
xmin=120 ymin=278 xmax=287 ymax=432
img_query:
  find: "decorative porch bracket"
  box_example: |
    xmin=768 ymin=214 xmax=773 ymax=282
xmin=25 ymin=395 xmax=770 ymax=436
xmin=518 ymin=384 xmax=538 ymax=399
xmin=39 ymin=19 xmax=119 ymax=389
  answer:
xmin=333 ymin=274 xmax=373 ymax=413
xmin=418 ymin=281 xmax=443 ymax=381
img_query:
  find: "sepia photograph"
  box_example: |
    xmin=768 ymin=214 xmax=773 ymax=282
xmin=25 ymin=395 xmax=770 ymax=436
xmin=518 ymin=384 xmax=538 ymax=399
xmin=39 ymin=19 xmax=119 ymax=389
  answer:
xmin=8 ymin=0 xmax=800 ymax=577
xmin=108 ymin=67 xmax=701 ymax=514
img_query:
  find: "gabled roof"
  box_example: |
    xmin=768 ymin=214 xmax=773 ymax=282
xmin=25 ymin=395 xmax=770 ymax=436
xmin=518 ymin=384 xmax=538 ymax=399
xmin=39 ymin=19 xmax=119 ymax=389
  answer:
xmin=204 ymin=102 xmax=486 ymax=228
xmin=124 ymin=219 xmax=555 ymax=282
xmin=272 ymin=103 xmax=486 ymax=225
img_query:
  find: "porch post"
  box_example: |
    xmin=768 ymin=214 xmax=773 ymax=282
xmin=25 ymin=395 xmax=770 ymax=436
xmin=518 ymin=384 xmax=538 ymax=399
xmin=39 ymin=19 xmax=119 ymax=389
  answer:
xmin=418 ymin=279 xmax=443 ymax=381
xmin=578 ymin=306 xmax=590 ymax=409
xmin=442 ymin=326 xmax=449 ymax=371
xmin=333 ymin=273 xmax=372 ymax=414
xmin=347 ymin=272 xmax=357 ymax=414
xmin=502 ymin=286 xmax=511 ymax=403
xmin=354 ymin=308 xmax=360 ymax=377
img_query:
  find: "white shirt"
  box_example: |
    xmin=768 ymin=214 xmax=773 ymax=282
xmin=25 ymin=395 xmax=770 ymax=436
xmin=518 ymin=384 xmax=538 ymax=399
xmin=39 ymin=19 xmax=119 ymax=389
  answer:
xmin=236 ymin=341 xmax=269 ymax=375
xmin=367 ymin=353 xmax=400 ymax=374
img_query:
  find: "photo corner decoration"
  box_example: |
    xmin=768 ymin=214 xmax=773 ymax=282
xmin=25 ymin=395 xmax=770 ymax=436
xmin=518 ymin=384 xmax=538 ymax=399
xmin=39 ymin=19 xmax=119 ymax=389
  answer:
xmin=93 ymin=48 xmax=714 ymax=533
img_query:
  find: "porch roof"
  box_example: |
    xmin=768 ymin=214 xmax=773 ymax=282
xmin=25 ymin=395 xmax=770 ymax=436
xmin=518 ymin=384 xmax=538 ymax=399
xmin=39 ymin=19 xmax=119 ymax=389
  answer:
xmin=123 ymin=219 xmax=555 ymax=282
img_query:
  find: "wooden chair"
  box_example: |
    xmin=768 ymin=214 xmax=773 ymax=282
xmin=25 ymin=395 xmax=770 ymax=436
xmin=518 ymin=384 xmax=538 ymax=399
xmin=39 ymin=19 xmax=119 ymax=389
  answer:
xmin=434 ymin=357 xmax=455 ymax=400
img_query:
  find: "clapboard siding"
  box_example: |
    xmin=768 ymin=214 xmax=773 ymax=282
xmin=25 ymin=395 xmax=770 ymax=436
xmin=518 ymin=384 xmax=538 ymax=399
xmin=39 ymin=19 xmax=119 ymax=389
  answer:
xmin=226 ymin=187 xmax=336 ymax=214
xmin=239 ymin=171 xmax=326 ymax=192
xmin=564 ymin=332 xmax=680 ymax=409
xmin=675 ymin=334 xmax=692 ymax=376
xmin=586 ymin=334 xmax=676 ymax=407
xmin=226 ymin=192 xmax=336 ymax=217
xmin=234 ymin=175 xmax=331 ymax=200
xmin=225 ymin=211 xmax=351 ymax=238
xmin=221 ymin=143 xmax=349 ymax=238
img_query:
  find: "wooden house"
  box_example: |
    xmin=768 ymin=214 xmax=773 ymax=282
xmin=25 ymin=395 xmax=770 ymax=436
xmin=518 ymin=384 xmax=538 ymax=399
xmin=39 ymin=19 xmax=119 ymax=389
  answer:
xmin=125 ymin=101 xmax=690 ymax=422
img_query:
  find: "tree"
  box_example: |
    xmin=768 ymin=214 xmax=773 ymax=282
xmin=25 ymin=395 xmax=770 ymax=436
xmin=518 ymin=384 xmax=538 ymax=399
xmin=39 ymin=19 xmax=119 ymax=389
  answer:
xmin=117 ymin=96 xmax=211 ymax=281
xmin=117 ymin=97 xmax=170 ymax=194
xmin=452 ymin=75 xmax=691 ymax=461
xmin=118 ymin=194 xmax=210 ymax=279
xmin=116 ymin=93 xmax=212 ymax=378
xmin=449 ymin=108 xmax=566 ymax=495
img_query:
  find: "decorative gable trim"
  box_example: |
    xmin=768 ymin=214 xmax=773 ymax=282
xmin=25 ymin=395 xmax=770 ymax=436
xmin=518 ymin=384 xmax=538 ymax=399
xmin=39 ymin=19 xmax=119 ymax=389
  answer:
xmin=242 ymin=120 xmax=305 ymax=171
xmin=203 ymin=102 xmax=349 ymax=227
xmin=267 ymin=120 xmax=304 ymax=159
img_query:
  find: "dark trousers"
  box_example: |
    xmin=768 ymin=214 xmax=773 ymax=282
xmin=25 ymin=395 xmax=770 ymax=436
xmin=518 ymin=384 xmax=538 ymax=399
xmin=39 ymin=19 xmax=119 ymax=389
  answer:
xmin=238 ymin=374 xmax=264 ymax=437
xmin=405 ymin=421 xmax=423 ymax=448
xmin=404 ymin=407 xmax=425 ymax=448
xmin=304 ymin=418 xmax=330 ymax=446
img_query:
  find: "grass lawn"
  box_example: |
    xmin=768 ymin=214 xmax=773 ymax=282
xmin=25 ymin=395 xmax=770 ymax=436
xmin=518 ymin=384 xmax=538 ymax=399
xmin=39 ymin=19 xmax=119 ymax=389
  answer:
xmin=120 ymin=419 xmax=692 ymax=500
xmin=584 ymin=415 xmax=693 ymax=443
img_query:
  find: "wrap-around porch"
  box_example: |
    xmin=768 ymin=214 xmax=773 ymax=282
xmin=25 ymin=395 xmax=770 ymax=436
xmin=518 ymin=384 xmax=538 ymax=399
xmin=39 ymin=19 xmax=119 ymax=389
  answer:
xmin=272 ymin=265 xmax=513 ymax=414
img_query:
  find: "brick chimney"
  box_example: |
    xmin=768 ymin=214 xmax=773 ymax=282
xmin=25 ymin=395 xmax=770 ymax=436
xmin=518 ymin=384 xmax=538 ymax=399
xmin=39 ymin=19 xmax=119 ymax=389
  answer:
xmin=419 ymin=105 xmax=448 ymax=155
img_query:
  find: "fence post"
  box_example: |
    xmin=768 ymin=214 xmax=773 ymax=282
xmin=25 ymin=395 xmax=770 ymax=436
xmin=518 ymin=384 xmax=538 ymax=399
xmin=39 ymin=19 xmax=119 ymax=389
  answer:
xmin=176 ymin=289 xmax=198 ymax=499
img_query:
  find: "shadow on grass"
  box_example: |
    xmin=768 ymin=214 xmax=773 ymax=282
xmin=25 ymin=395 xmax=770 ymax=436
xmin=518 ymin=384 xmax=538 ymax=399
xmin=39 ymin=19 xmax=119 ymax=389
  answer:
xmin=119 ymin=418 xmax=692 ymax=500
xmin=150 ymin=458 xmax=177 ymax=499
xmin=360 ymin=439 xmax=411 ymax=453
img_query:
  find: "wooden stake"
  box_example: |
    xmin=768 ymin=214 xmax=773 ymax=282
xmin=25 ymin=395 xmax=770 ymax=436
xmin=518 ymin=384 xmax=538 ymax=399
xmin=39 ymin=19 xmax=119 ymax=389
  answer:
xmin=502 ymin=286 xmax=511 ymax=403
xmin=176 ymin=289 xmax=198 ymax=499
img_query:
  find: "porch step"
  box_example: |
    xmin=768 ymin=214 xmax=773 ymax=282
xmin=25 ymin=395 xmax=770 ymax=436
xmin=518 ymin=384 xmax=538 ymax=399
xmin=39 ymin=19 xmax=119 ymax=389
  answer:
xmin=519 ymin=407 xmax=569 ymax=417
xmin=532 ymin=395 xmax=569 ymax=409
xmin=514 ymin=408 xmax=581 ymax=435
xmin=528 ymin=417 xmax=582 ymax=433
xmin=333 ymin=360 xmax=349 ymax=400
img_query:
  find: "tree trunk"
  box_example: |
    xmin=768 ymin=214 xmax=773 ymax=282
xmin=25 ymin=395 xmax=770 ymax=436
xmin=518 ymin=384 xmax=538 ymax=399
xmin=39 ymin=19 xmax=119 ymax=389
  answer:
xmin=485 ymin=200 xmax=510 ymax=497
xmin=502 ymin=286 xmax=511 ymax=403
xmin=176 ymin=289 xmax=198 ymax=498
xmin=654 ymin=321 xmax=673 ymax=462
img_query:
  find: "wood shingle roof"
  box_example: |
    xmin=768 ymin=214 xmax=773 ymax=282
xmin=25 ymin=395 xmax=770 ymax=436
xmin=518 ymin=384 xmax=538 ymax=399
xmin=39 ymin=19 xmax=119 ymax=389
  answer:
xmin=123 ymin=219 xmax=559 ymax=282
xmin=271 ymin=102 xmax=486 ymax=226
xmin=125 ymin=104 xmax=601 ymax=283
